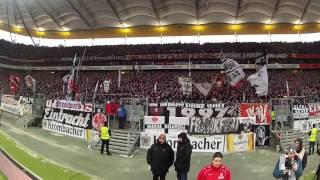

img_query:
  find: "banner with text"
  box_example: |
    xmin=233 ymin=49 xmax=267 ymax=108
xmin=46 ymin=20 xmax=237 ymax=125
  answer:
xmin=43 ymin=99 xmax=93 ymax=139
xmin=240 ymin=103 xmax=271 ymax=125
xmin=140 ymin=132 xmax=225 ymax=153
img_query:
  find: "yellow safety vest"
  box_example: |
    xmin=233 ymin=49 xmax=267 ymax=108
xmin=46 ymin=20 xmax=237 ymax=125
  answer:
xmin=271 ymin=111 xmax=276 ymax=121
xmin=309 ymin=127 xmax=318 ymax=142
xmin=101 ymin=127 xmax=110 ymax=140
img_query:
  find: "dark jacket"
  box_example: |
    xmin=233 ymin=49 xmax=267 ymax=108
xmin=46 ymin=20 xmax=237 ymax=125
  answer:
xmin=174 ymin=132 xmax=192 ymax=172
xmin=296 ymin=138 xmax=307 ymax=170
xmin=147 ymin=140 xmax=174 ymax=175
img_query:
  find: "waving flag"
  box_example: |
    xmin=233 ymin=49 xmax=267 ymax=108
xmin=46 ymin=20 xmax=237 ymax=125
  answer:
xmin=193 ymin=83 xmax=213 ymax=97
xmin=25 ymin=75 xmax=36 ymax=93
xmin=247 ymin=53 xmax=268 ymax=97
xmin=178 ymin=77 xmax=192 ymax=95
xmin=220 ymin=52 xmax=245 ymax=86
xmin=9 ymin=75 xmax=20 ymax=94
xmin=67 ymin=54 xmax=77 ymax=96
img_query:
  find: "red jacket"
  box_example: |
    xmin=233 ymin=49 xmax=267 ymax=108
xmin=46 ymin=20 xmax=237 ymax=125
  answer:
xmin=197 ymin=164 xmax=231 ymax=180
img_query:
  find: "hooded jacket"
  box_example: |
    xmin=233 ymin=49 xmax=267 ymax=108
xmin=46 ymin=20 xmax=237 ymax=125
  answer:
xmin=174 ymin=132 xmax=193 ymax=172
xmin=147 ymin=138 xmax=174 ymax=175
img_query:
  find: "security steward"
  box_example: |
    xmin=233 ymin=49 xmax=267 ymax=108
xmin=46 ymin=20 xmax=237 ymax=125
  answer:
xmin=271 ymin=110 xmax=276 ymax=130
xmin=100 ymin=121 xmax=112 ymax=155
xmin=308 ymin=124 xmax=318 ymax=155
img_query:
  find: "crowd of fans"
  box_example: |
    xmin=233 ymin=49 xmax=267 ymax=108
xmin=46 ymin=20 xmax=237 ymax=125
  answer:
xmin=1 ymin=40 xmax=320 ymax=103
xmin=0 ymin=68 xmax=319 ymax=104
xmin=1 ymin=39 xmax=320 ymax=60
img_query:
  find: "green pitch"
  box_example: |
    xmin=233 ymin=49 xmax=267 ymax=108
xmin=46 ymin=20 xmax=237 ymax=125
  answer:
xmin=0 ymin=131 xmax=90 ymax=180
xmin=0 ymin=170 xmax=7 ymax=180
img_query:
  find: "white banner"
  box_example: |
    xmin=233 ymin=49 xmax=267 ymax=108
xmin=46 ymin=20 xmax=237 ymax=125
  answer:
xmin=0 ymin=103 xmax=23 ymax=115
xmin=42 ymin=120 xmax=86 ymax=139
xmin=293 ymin=118 xmax=320 ymax=132
xmin=293 ymin=105 xmax=309 ymax=119
xmin=144 ymin=116 xmax=165 ymax=133
xmin=46 ymin=99 xmax=93 ymax=112
xmin=167 ymin=117 xmax=189 ymax=133
xmin=140 ymin=132 xmax=225 ymax=153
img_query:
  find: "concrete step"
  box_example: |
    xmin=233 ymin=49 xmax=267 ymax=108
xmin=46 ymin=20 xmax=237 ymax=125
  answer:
xmin=109 ymin=145 xmax=128 ymax=152
xmin=110 ymin=141 xmax=129 ymax=147
xmin=110 ymin=138 xmax=135 ymax=144
xmin=109 ymin=149 xmax=128 ymax=155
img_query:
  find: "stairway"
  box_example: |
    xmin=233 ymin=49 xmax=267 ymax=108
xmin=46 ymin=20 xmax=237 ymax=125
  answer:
xmin=279 ymin=129 xmax=310 ymax=153
xmin=15 ymin=114 xmax=38 ymax=127
xmin=93 ymin=129 xmax=140 ymax=156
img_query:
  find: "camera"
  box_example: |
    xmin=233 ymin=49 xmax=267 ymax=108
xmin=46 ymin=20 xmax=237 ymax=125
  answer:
xmin=285 ymin=158 xmax=293 ymax=170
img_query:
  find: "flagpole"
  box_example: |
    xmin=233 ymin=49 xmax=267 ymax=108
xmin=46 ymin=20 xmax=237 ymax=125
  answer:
xmin=84 ymin=78 xmax=88 ymax=102
xmin=118 ymin=70 xmax=121 ymax=89
xmin=286 ymin=80 xmax=289 ymax=97
xmin=188 ymin=55 xmax=191 ymax=77
xmin=76 ymin=47 xmax=87 ymax=84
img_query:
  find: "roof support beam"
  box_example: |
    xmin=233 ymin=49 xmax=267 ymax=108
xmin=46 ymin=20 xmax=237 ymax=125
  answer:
xmin=299 ymin=0 xmax=311 ymax=23
xmin=270 ymin=0 xmax=281 ymax=23
xmin=5 ymin=0 xmax=13 ymax=42
xmin=105 ymin=0 xmax=123 ymax=26
xmin=64 ymin=0 xmax=94 ymax=29
xmin=150 ymin=0 xmax=160 ymax=25
xmin=235 ymin=0 xmax=242 ymax=23
xmin=33 ymin=0 xmax=63 ymax=30
xmin=195 ymin=0 xmax=200 ymax=22
xmin=21 ymin=0 xmax=40 ymax=30
xmin=13 ymin=0 xmax=36 ymax=45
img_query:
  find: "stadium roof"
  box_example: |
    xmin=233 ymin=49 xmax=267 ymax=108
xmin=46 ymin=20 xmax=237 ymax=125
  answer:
xmin=0 ymin=0 xmax=320 ymax=39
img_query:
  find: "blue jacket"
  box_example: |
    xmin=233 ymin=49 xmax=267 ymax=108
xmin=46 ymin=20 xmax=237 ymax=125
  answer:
xmin=273 ymin=156 xmax=303 ymax=179
xmin=117 ymin=105 xmax=126 ymax=118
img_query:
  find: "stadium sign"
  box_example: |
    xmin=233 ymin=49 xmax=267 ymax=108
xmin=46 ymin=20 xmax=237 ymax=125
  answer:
xmin=140 ymin=132 xmax=225 ymax=153
xmin=43 ymin=100 xmax=93 ymax=139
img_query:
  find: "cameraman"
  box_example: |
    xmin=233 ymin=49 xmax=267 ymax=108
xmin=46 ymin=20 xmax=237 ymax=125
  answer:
xmin=273 ymin=144 xmax=303 ymax=180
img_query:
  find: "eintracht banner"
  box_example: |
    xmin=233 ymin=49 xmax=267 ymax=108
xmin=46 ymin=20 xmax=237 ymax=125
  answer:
xmin=43 ymin=100 xmax=93 ymax=139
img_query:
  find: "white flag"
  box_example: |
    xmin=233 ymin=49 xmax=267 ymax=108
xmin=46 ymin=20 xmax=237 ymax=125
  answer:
xmin=118 ymin=70 xmax=121 ymax=88
xmin=193 ymin=83 xmax=213 ymax=97
xmin=25 ymin=75 xmax=36 ymax=93
xmin=247 ymin=65 xmax=268 ymax=97
xmin=178 ymin=77 xmax=192 ymax=95
xmin=222 ymin=58 xmax=245 ymax=86
xmin=154 ymin=82 xmax=158 ymax=93
xmin=67 ymin=54 xmax=77 ymax=96
xmin=103 ymin=80 xmax=111 ymax=93
xmin=62 ymin=73 xmax=70 ymax=84
xmin=94 ymin=80 xmax=99 ymax=94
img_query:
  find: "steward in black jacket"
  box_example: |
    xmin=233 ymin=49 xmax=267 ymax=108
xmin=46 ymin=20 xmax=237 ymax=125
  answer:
xmin=174 ymin=132 xmax=192 ymax=180
xmin=174 ymin=132 xmax=192 ymax=172
xmin=147 ymin=134 xmax=174 ymax=180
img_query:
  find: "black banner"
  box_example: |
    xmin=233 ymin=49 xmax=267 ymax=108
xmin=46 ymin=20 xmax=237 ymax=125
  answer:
xmin=147 ymin=103 xmax=243 ymax=135
xmin=254 ymin=125 xmax=270 ymax=146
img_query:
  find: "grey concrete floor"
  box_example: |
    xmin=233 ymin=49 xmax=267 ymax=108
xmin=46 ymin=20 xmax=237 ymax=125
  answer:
xmin=0 ymin=119 xmax=319 ymax=180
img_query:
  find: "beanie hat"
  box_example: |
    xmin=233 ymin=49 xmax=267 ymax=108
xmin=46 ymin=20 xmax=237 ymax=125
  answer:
xmin=212 ymin=152 xmax=223 ymax=160
xmin=287 ymin=144 xmax=297 ymax=153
